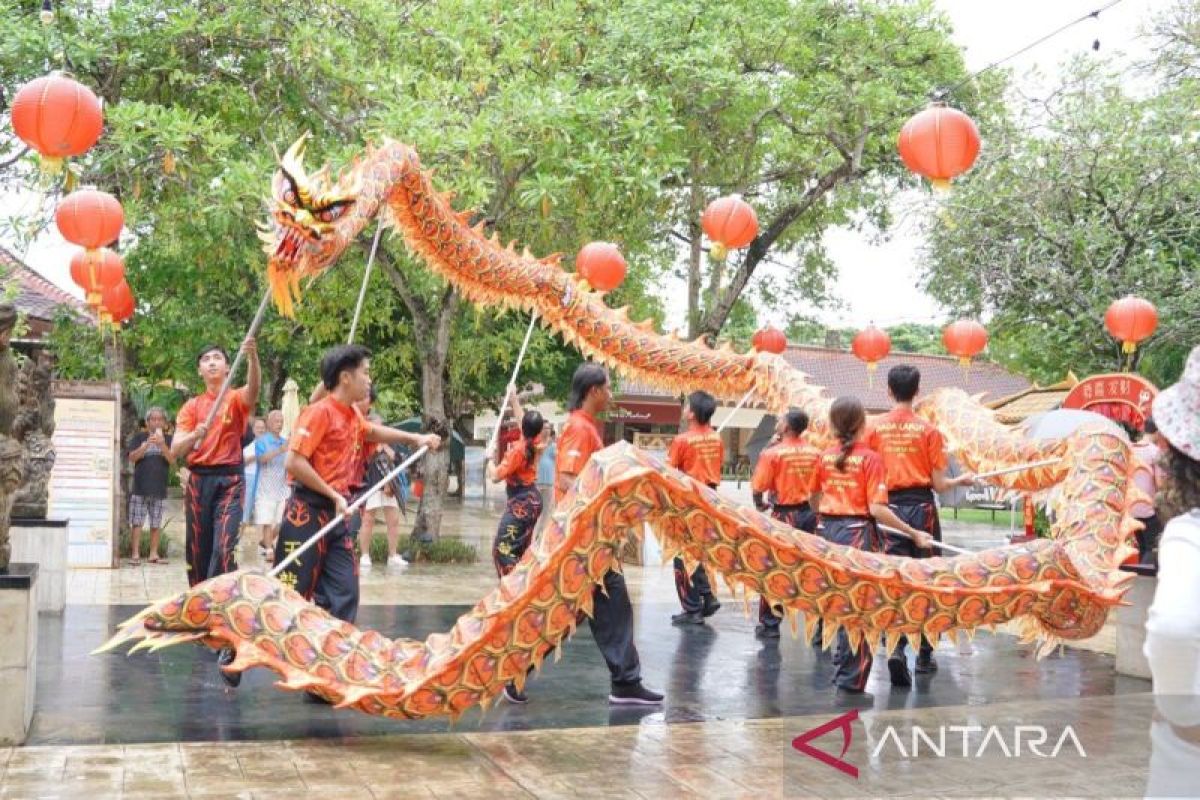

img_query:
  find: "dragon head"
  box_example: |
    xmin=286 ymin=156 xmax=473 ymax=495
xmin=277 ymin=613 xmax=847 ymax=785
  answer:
xmin=260 ymin=133 xmax=360 ymax=316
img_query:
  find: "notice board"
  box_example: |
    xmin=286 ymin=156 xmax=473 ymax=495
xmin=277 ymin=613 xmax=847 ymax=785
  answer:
xmin=48 ymin=381 xmax=122 ymax=567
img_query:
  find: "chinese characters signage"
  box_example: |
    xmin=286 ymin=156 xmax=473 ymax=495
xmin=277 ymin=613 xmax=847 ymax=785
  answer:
xmin=1062 ymin=373 xmax=1158 ymax=430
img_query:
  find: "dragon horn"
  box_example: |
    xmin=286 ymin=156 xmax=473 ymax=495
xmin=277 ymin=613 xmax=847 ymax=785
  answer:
xmin=281 ymin=132 xmax=312 ymax=183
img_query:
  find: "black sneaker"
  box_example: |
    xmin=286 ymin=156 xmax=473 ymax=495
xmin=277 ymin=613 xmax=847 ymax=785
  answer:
xmin=671 ymin=610 xmax=705 ymax=626
xmin=915 ymin=655 xmax=938 ymax=674
xmin=887 ymin=655 xmax=912 ymax=687
xmin=502 ymin=682 xmax=528 ymax=704
xmin=217 ymin=647 xmax=241 ymax=688
xmin=701 ymin=596 xmax=722 ymax=618
xmin=609 ymin=682 xmax=664 ymax=705
xmin=755 ymin=623 xmax=781 ymax=639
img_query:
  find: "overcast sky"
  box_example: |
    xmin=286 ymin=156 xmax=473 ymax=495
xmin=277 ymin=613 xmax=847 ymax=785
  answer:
xmin=0 ymin=0 xmax=1177 ymax=327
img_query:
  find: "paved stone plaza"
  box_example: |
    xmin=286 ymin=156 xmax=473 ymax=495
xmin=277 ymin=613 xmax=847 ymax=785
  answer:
xmin=0 ymin=493 xmax=1158 ymax=799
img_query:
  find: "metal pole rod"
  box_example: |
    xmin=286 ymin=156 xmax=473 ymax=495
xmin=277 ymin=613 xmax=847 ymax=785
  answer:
xmin=715 ymin=388 xmax=755 ymax=434
xmin=973 ymin=458 xmax=1063 ymax=481
xmin=269 ymin=445 xmax=429 ymax=578
xmin=347 ymin=224 xmax=385 ymax=345
xmin=877 ymin=524 xmax=974 ymax=557
xmin=486 ymin=313 xmax=539 ymax=454
xmin=195 ymin=287 xmax=273 ymax=447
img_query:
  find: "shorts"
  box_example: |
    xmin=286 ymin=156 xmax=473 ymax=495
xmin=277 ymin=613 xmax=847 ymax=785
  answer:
xmin=254 ymin=496 xmax=287 ymax=526
xmin=129 ymin=494 xmax=164 ymax=529
xmin=365 ymin=491 xmax=399 ymax=512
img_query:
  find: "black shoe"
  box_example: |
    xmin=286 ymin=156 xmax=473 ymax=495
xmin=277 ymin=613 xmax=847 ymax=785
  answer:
xmin=502 ymin=682 xmax=528 ymax=704
xmin=609 ymin=682 xmax=664 ymax=705
xmin=304 ymin=691 xmax=332 ymax=705
xmin=701 ymin=596 xmax=722 ymax=618
xmin=671 ymin=610 xmax=704 ymax=626
xmin=755 ymin=623 xmax=781 ymax=639
xmin=887 ymin=655 xmax=912 ymax=687
xmin=217 ymin=647 xmax=241 ymax=688
xmin=915 ymin=655 xmax=938 ymax=674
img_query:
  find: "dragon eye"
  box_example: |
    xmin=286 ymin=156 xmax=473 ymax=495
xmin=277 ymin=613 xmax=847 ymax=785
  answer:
xmin=274 ymin=170 xmax=302 ymax=208
xmin=314 ymin=202 xmax=351 ymax=223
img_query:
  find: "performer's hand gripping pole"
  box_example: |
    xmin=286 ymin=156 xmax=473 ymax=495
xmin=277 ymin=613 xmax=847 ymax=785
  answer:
xmin=194 ymin=288 xmax=273 ymax=449
xmin=972 ymin=458 xmax=1063 ymax=481
xmin=485 ymin=313 xmax=539 ymax=455
xmin=876 ymin=524 xmax=974 ymax=556
xmin=269 ymin=445 xmax=430 ymax=579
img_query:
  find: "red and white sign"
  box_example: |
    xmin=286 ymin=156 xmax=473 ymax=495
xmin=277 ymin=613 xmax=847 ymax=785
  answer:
xmin=1062 ymin=373 xmax=1158 ymax=430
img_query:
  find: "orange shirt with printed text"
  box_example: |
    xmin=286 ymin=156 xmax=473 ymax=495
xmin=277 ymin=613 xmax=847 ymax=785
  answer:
xmin=751 ymin=435 xmax=821 ymax=505
xmin=496 ymin=438 xmax=538 ymax=487
xmin=288 ymin=396 xmax=369 ymax=496
xmin=813 ymin=442 xmax=888 ymax=517
xmin=555 ymin=410 xmax=604 ymax=503
xmin=865 ymin=407 xmax=948 ymax=490
xmin=667 ymin=425 xmax=724 ymax=487
xmin=175 ymin=386 xmax=252 ymax=467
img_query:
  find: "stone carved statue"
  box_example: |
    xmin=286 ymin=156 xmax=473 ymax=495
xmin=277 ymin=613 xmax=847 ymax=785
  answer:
xmin=0 ymin=303 xmax=28 ymax=572
xmin=12 ymin=351 xmax=55 ymax=519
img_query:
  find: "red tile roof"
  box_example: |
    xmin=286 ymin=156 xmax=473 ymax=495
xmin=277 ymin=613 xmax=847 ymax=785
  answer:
xmin=0 ymin=244 xmax=90 ymax=323
xmin=617 ymin=345 xmax=1031 ymax=412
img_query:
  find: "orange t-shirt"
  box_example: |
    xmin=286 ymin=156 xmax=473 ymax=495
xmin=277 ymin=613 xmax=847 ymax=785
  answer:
xmin=496 ymin=437 xmax=538 ymax=487
xmin=289 ymin=396 xmax=369 ymax=496
xmin=751 ymin=435 xmax=821 ymax=505
xmin=175 ymin=386 xmax=252 ymax=467
xmin=555 ymin=410 xmax=603 ymax=502
xmin=667 ymin=425 xmax=724 ymax=486
xmin=865 ymin=407 xmax=948 ymax=490
xmin=813 ymin=442 xmax=888 ymax=517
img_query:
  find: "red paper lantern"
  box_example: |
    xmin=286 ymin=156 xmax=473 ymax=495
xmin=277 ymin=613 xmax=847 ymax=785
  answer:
xmin=751 ymin=325 xmax=787 ymax=355
xmin=56 ymin=189 xmax=124 ymax=249
xmin=852 ymin=326 xmax=891 ymax=376
xmin=100 ymin=280 xmax=134 ymax=325
xmin=10 ymin=74 xmax=104 ymax=173
xmin=1104 ymin=296 xmax=1158 ymax=354
xmin=69 ymin=248 xmax=124 ymax=305
xmin=701 ymin=196 xmax=758 ymax=262
xmin=897 ymin=104 xmax=981 ymax=191
xmin=576 ymin=241 xmax=627 ymax=293
xmin=942 ymin=319 xmax=988 ymax=366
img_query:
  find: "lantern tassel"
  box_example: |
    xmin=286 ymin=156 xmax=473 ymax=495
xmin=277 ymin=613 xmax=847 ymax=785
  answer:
xmin=709 ymin=242 xmax=728 ymax=262
xmin=1122 ymin=341 xmax=1136 ymax=354
xmin=930 ymin=178 xmax=952 ymax=193
xmin=867 ymin=361 xmax=876 ymax=389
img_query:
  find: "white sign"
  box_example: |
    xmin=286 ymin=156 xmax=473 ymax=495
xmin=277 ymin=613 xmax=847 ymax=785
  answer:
xmin=49 ymin=394 xmax=120 ymax=567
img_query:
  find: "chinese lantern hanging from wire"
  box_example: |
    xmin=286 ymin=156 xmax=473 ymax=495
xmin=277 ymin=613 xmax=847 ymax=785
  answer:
xmin=576 ymin=241 xmax=627 ymax=293
xmin=943 ymin=319 xmax=988 ymax=380
xmin=751 ymin=325 xmax=787 ymax=355
xmin=897 ymin=103 xmax=981 ymax=192
xmin=10 ymin=73 xmax=104 ymax=176
xmin=851 ymin=325 xmax=891 ymax=386
xmin=68 ymin=247 xmax=124 ymax=308
xmin=99 ymin=279 xmax=134 ymax=330
xmin=1104 ymin=296 xmax=1157 ymax=367
xmin=701 ymin=195 xmax=758 ymax=262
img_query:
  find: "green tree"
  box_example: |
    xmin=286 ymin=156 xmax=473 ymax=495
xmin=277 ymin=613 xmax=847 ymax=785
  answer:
xmin=921 ymin=23 xmax=1200 ymax=387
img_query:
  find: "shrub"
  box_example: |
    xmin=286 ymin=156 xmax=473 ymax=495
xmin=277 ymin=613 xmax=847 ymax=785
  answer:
xmin=361 ymin=533 xmax=477 ymax=564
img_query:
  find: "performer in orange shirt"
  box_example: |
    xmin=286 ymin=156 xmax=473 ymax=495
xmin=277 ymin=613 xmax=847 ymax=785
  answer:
xmin=172 ymin=339 xmax=260 ymax=686
xmin=276 ymin=345 xmax=440 ymax=632
xmin=810 ymin=397 xmax=930 ymax=696
xmin=555 ymin=362 xmax=663 ymax=706
xmin=866 ymin=365 xmax=975 ymax=685
xmin=750 ymin=408 xmax=820 ymax=638
xmin=667 ymin=391 xmax=724 ymax=625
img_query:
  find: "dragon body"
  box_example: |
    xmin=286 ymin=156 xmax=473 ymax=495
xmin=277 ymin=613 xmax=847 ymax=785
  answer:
xmin=99 ymin=138 xmax=1143 ymax=719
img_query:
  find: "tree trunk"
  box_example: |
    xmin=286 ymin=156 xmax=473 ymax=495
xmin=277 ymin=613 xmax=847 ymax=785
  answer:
xmin=412 ymin=288 xmax=459 ymax=541
xmin=686 ymin=155 xmax=705 ymax=340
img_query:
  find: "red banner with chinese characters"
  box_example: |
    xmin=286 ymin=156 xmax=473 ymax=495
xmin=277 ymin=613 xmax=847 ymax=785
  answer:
xmin=1061 ymin=373 xmax=1158 ymax=431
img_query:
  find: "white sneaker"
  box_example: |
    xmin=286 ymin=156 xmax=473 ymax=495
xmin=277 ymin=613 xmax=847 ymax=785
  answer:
xmin=387 ymin=554 xmax=408 ymax=568
xmin=359 ymin=554 xmax=372 ymax=568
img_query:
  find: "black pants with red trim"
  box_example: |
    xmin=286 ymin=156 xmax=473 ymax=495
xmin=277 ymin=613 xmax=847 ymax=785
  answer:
xmin=274 ymin=488 xmax=360 ymax=624
xmin=673 ymin=481 xmax=719 ymax=614
xmin=759 ymin=503 xmax=817 ymax=630
xmin=492 ymin=484 xmax=544 ymax=577
xmin=822 ymin=515 xmax=879 ymax=691
xmin=884 ymin=488 xmax=939 ymax=661
xmin=184 ymin=467 xmax=244 ymax=587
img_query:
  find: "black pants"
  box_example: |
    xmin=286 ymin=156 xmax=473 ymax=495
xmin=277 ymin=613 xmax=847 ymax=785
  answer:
xmin=673 ymin=481 xmax=719 ymax=614
xmin=492 ymin=484 xmax=544 ymax=577
xmin=884 ymin=489 xmax=938 ymax=661
xmin=589 ymin=570 xmax=641 ymax=686
xmin=274 ymin=488 xmax=359 ymax=624
xmin=822 ymin=515 xmax=878 ymax=691
xmin=759 ymin=502 xmax=817 ymax=630
xmin=184 ymin=467 xmax=244 ymax=587
xmin=1135 ymin=514 xmax=1162 ymax=567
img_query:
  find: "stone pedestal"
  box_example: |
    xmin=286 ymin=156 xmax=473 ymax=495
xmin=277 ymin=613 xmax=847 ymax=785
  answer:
xmin=0 ymin=563 xmax=38 ymax=745
xmin=9 ymin=519 xmax=68 ymax=614
xmin=1115 ymin=573 xmax=1156 ymax=680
